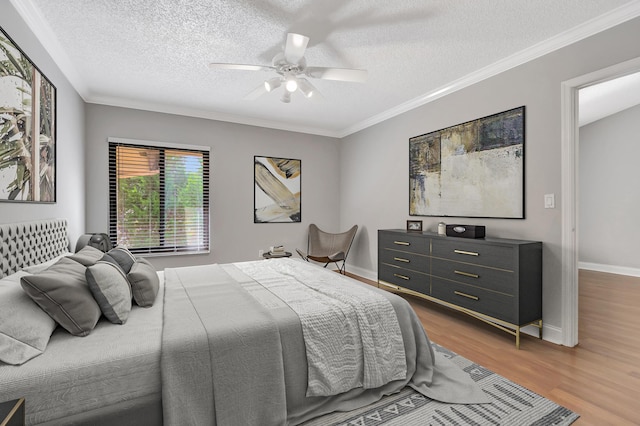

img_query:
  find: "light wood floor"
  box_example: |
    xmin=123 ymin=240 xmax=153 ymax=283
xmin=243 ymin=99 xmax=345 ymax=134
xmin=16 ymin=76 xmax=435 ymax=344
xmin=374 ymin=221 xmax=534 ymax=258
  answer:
xmin=349 ymin=270 xmax=640 ymax=425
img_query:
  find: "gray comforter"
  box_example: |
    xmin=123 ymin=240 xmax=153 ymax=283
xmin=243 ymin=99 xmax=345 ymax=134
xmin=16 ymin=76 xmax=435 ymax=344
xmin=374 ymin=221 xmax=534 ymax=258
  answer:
xmin=161 ymin=259 xmax=488 ymax=426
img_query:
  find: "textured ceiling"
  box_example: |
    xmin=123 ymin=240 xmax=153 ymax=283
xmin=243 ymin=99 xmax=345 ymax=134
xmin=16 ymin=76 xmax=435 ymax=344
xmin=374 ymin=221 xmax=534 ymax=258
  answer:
xmin=14 ymin=0 xmax=640 ymax=137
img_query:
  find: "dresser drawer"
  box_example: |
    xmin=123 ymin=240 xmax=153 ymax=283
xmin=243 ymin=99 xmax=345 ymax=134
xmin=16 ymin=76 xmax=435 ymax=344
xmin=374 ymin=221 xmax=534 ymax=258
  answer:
xmin=379 ymin=231 xmax=430 ymax=254
xmin=431 ymin=258 xmax=515 ymax=295
xmin=379 ymin=247 xmax=429 ymax=272
xmin=431 ymin=278 xmax=516 ymax=324
xmin=431 ymin=238 xmax=514 ymax=270
xmin=378 ymin=263 xmax=429 ymax=294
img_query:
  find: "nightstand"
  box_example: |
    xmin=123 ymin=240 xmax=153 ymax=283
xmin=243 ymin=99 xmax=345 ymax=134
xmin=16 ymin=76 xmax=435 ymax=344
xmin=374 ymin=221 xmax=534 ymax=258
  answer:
xmin=0 ymin=398 xmax=24 ymax=426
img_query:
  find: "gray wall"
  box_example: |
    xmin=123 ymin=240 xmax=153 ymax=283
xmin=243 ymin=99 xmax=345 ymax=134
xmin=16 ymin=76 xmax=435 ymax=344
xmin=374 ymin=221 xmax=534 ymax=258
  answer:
xmin=339 ymin=16 xmax=640 ymax=335
xmin=579 ymin=103 xmax=640 ymax=271
xmin=0 ymin=2 xmax=85 ymax=244
xmin=6 ymin=0 xmax=640 ymax=338
xmin=85 ymin=104 xmax=341 ymax=270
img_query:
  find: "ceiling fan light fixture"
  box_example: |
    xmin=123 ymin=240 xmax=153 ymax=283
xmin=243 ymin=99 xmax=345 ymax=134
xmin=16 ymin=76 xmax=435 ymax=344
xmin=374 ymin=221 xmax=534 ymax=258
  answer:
xmin=290 ymin=33 xmax=307 ymax=48
xmin=285 ymin=77 xmax=298 ymax=93
xmin=264 ymin=77 xmax=281 ymax=92
xmin=298 ymin=78 xmax=316 ymax=98
xmin=210 ymin=32 xmax=366 ymax=103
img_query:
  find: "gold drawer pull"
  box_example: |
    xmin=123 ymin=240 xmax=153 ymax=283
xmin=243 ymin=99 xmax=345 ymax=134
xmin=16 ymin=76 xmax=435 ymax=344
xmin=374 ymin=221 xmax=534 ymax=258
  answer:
xmin=394 ymin=273 xmax=410 ymax=280
xmin=454 ymin=249 xmax=479 ymax=256
xmin=394 ymin=257 xmax=410 ymax=263
xmin=394 ymin=241 xmax=410 ymax=246
xmin=454 ymin=291 xmax=479 ymax=301
xmin=454 ymin=270 xmax=479 ymax=278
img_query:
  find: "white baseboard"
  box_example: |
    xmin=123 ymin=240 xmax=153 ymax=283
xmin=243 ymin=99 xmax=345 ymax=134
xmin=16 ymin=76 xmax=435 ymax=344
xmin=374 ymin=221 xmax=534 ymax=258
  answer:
xmin=521 ymin=323 xmax=563 ymax=345
xmin=346 ymin=264 xmax=377 ymax=282
xmin=579 ymin=262 xmax=640 ymax=277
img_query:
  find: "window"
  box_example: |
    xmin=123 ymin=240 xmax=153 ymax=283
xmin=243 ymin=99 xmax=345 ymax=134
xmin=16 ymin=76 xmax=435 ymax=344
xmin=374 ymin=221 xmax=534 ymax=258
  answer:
xmin=108 ymin=138 xmax=210 ymax=255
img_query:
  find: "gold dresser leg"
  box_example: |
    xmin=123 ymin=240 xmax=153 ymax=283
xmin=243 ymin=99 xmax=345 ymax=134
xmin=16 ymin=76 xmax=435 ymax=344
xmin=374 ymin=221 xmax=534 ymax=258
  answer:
xmin=538 ymin=319 xmax=543 ymax=339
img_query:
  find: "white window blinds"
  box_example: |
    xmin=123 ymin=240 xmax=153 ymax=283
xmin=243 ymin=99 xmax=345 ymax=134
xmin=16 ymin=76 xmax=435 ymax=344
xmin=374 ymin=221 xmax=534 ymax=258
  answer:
xmin=108 ymin=138 xmax=210 ymax=255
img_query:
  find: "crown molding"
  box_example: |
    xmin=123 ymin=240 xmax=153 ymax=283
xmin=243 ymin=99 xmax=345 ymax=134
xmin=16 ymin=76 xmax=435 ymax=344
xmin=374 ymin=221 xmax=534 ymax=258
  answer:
xmin=87 ymin=96 xmax=342 ymax=138
xmin=14 ymin=0 xmax=640 ymax=139
xmin=338 ymin=0 xmax=640 ymax=138
xmin=11 ymin=0 xmax=89 ymax=98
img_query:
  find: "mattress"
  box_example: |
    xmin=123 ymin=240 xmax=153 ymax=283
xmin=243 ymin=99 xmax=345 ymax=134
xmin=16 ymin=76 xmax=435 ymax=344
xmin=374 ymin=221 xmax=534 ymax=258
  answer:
xmin=0 ymin=273 xmax=165 ymax=425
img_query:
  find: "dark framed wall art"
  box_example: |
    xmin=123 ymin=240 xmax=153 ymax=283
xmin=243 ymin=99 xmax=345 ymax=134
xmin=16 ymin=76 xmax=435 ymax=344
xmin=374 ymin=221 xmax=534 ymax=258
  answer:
xmin=409 ymin=106 xmax=525 ymax=219
xmin=254 ymin=156 xmax=301 ymax=223
xmin=0 ymin=26 xmax=56 ymax=203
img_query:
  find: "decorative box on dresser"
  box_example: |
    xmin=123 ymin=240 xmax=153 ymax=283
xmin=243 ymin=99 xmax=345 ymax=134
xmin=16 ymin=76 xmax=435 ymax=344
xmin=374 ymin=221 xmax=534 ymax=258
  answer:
xmin=378 ymin=229 xmax=542 ymax=348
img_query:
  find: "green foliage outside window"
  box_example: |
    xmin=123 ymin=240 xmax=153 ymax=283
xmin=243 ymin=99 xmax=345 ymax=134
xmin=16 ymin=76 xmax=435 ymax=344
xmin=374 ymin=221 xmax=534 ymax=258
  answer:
xmin=116 ymin=148 xmax=205 ymax=251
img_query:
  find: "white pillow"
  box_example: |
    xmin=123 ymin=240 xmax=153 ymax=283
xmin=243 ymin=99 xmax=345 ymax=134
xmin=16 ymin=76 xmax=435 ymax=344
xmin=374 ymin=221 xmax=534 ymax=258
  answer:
xmin=21 ymin=252 xmax=72 ymax=274
xmin=0 ymin=271 xmax=57 ymax=365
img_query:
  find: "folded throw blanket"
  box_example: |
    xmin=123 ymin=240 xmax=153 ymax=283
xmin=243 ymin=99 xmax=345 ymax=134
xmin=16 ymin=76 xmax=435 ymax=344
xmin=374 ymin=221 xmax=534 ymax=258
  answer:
xmin=235 ymin=259 xmax=407 ymax=396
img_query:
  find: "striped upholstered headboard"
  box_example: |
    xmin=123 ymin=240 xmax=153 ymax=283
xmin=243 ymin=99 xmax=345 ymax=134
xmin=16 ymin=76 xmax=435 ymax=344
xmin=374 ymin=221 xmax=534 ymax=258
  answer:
xmin=0 ymin=219 xmax=69 ymax=278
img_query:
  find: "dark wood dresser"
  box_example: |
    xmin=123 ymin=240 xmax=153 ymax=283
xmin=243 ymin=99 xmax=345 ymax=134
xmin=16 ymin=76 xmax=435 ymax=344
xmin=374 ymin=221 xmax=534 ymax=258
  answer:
xmin=378 ymin=229 xmax=542 ymax=348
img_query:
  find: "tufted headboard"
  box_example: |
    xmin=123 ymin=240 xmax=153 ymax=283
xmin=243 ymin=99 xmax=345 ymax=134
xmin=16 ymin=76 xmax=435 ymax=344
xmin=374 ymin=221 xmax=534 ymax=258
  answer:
xmin=0 ymin=219 xmax=69 ymax=278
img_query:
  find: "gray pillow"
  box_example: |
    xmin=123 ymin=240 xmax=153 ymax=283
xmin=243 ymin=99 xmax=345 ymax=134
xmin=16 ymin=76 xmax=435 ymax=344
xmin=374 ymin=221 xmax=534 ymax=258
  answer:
xmin=0 ymin=271 xmax=57 ymax=365
xmin=108 ymin=247 xmax=137 ymax=273
xmin=21 ymin=257 xmax=101 ymax=337
xmin=67 ymin=245 xmax=104 ymax=266
xmin=86 ymin=259 xmax=132 ymax=324
xmin=127 ymin=258 xmax=159 ymax=307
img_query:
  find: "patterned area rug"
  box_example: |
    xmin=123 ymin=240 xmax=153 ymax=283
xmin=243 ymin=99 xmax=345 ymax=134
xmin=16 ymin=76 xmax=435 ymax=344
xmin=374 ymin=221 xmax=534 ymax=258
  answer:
xmin=302 ymin=343 xmax=579 ymax=426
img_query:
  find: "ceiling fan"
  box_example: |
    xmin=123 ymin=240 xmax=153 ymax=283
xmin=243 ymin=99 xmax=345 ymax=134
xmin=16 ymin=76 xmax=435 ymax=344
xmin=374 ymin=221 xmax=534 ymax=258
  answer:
xmin=209 ymin=33 xmax=367 ymax=103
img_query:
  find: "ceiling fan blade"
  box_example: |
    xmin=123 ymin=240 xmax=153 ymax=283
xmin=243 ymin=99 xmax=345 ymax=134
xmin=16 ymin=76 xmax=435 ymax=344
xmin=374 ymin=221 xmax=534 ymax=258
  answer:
xmin=306 ymin=67 xmax=368 ymax=83
xmin=243 ymin=83 xmax=268 ymax=100
xmin=209 ymin=63 xmax=274 ymax=72
xmin=284 ymin=33 xmax=309 ymax=64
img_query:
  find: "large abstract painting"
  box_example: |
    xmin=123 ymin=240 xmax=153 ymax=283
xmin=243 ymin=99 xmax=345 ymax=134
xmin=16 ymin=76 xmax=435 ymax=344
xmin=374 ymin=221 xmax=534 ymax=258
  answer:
xmin=254 ymin=156 xmax=301 ymax=223
xmin=409 ymin=106 xmax=524 ymax=218
xmin=0 ymin=27 xmax=56 ymax=203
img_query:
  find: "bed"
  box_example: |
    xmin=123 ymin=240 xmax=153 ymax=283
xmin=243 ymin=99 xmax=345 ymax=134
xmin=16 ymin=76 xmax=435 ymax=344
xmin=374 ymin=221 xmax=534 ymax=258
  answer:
xmin=0 ymin=219 xmax=487 ymax=425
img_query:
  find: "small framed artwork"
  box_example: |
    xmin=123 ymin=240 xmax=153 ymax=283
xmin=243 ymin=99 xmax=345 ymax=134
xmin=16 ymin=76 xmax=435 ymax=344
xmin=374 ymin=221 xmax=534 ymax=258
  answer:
xmin=406 ymin=220 xmax=423 ymax=232
xmin=254 ymin=156 xmax=301 ymax=223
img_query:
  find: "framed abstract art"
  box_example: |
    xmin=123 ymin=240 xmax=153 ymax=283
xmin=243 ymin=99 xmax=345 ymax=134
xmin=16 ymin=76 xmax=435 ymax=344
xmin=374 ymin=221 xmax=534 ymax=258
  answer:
xmin=254 ymin=156 xmax=301 ymax=223
xmin=409 ymin=106 xmax=525 ymax=219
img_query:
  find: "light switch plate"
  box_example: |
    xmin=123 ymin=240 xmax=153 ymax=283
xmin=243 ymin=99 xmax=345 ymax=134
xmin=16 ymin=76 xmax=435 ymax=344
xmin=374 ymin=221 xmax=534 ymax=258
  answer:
xmin=544 ymin=193 xmax=555 ymax=209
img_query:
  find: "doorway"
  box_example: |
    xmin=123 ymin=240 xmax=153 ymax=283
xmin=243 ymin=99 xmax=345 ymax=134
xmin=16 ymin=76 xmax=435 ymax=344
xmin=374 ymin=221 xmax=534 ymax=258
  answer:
xmin=560 ymin=56 xmax=640 ymax=347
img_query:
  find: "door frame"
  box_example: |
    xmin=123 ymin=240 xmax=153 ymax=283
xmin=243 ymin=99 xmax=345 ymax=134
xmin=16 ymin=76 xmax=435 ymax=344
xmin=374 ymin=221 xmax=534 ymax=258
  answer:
xmin=560 ymin=56 xmax=640 ymax=346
